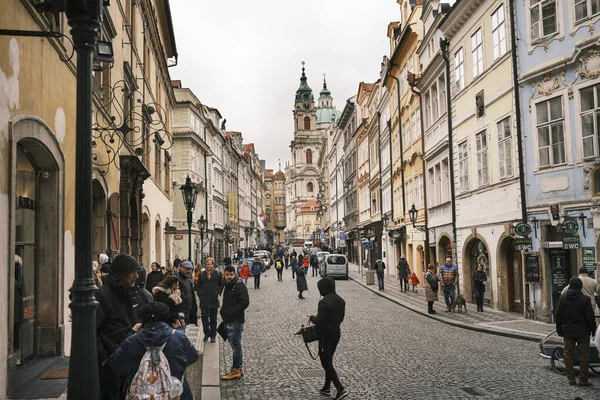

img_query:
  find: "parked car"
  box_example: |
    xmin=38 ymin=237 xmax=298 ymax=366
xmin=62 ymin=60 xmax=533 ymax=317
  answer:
xmin=321 ymin=254 xmax=348 ymax=279
xmin=253 ymin=250 xmax=272 ymax=270
xmin=316 ymin=251 xmax=330 ymax=272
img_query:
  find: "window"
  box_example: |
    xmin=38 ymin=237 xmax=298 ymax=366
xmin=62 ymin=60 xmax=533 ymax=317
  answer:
xmin=432 ymin=83 xmax=439 ymax=122
xmin=412 ymin=108 xmax=421 ymax=141
xmin=403 ymin=120 xmax=410 ymax=149
xmin=405 ymin=179 xmax=413 ymax=208
xmin=530 ymin=0 xmax=558 ymax=41
xmin=497 ymin=117 xmax=514 ymax=178
xmin=491 ymin=4 xmax=507 ymax=60
xmin=414 ymin=174 xmax=424 ymax=206
xmin=471 ymin=28 xmax=484 ymax=78
xmin=476 ymin=131 xmax=489 ymax=186
xmin=306 ymin=149 xmax=312 ymax=164
xmin=575 ymin=0 xmax=600 ymax=23
xmin=304 ymin=116 xmax=311 ymax=130
xmin=439 ymin=75 xmax=446 ymax=114
xmin=307 ymin=182 xmax=314 ymax=192
xmin=423 ymin=91 xmax=432 ymax=128
xmin=536 ymin=97 xmax=565 ymax=167
xmin=454 ymin=48 xmax=465 ymax=91
xmin=581 ymin=83 xmax=600 ymax=160
xmin=458 ymin=141 xmax=469 ymax=191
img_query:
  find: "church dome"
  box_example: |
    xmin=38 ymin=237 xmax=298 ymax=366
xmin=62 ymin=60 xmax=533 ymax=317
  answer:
xmin=316 ymin=107 xmax=341 ymax=124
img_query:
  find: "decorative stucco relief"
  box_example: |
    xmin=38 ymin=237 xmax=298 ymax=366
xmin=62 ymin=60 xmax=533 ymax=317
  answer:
xmin=537 ymin=74 xmax=560 ymax=96
xmin=580 ymin=48 xmax=600 ymax=79
xmin=560 ymin=69 xmax=580 ymax=99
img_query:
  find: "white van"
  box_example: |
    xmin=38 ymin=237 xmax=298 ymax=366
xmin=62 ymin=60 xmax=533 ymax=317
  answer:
xmin=303 ymin=241 xmax=313 ymax=254
xmin=321 ymin=254 xmax=348 ymax=279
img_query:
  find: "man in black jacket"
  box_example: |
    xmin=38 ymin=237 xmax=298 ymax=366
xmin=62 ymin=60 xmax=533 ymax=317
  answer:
xmin=220 ymin=265 xmax=250 ymax=381
xmin=196 ymin=257 xmax=223 ymax=343
xmin=309 ymin=277 xmax=348 ymax=400
xmin=555 ymin=276 xmax=597 ymax=386
xmin=178 ymin=261 xmax=198 ymax=325
xmin=95 ymin=254 xmax=140 ymax=400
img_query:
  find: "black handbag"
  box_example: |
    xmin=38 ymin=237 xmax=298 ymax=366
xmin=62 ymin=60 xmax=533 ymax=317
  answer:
xmin=299 ymin=320 xmax=321 ymax=360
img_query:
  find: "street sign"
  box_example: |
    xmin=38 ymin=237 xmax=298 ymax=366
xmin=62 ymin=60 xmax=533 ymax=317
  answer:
xmin=514 ymin=237 xmax=532 ymax=251
xmin=514 ymin=222 xmax=532 ymax=237
xmin=544 ymin=241 xmax=563 ymax=248
xmin=562 ymin=236 xmax=580 ymax=250
xmin=362 ymin=241 xmax=373 ymax=250
xmin=561 ymin=218 xmax=579 ymax=235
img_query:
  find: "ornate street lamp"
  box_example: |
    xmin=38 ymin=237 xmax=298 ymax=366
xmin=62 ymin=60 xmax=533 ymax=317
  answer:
xmin=224 ymin=224 xmax=232 ymax=261
xmin=180 ymin=176 xmax=199 ymax=261
xmin=198 ymin=215 xmax=207 ymax=265
xmin=382 ymin=214 xmax=390 ymax=230
xmin=409 ymin=204 xmax=426 ymax=232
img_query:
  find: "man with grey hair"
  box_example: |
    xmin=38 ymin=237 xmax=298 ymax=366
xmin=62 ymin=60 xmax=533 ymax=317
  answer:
xmin=561 ymin=266 xmax=598 ymax=315
xmin=178 ymin=260 xmax=198 ymax=325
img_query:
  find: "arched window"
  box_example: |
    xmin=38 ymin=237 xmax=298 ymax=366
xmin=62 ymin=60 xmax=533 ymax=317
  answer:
xmin=304 ymin=116 xmax=311 ymax=130
xmin=306 ymin=149 xmax=312 ymax=164
xmin=307 ymin=182 xmax=314 ymax=192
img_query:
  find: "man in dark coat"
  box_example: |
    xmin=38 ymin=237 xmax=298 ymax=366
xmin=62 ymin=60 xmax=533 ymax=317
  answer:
xmin=310 ymin=254 xmax=319 ymax=277
xmin=220 ymin=266 xmax=250 ymax=381
xmin=177 ymin=261 xmax=198 ymax=325
xmin=250 ymin=258 xmax=263 ymax=289
xmin=396 ymin=256 xmax=410 ymax=293
xmin=196 ymin=257 xmax=223 ymax=343
xmin=95 ymin=254 xmax=140 ymax=400
xmin=145 ymin=262 xmax=164 ymax=293
xmin=309 ymin=278 xmax=347 ymax=400
xmin=555 ymin=276 xmax=597 ymax=386
xmin=107 ymin=302 xmax=199 ymax=400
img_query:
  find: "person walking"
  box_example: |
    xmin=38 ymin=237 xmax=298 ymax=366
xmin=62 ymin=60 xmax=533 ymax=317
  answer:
xmin=439 ymin=258 xmax=459 ymax=312
xmin=296 ymin=259 xmax=308 ymax=299
xmin=396 ymin=256 xmax=410 ymax=293
xmin=196 ymin=257 xmax=223 ymax=343
xmin=472 ymin=263 xmax=487 ymax=312
xmin=425 ymin=264 xmax=440 ymax=314
xmin=274 ymin=256 xmax=284 ymax=281
xmin=374 ymin=259 xmax=386 ymax=291
xmin=177 ymin=261 xmax=198 ymax=325
xmin=291 ymin=255 xmax=298 ymax=280
xmin=310 ymin=253 xmax=319 ymax=277
xmin=95 ymin=254 xmax=139 ymax=400
xmin=145 ymin=262 xmax=164 ymax=293
xmin=250 ymin=258 xmax=263 ymax=289
xmin=309 ymin=278 xmax=348 ymax=400
xmin=239 ymin=261 xmax=251 ymax=284
xmin=409 ymin=272 xmax=420 ymax=292
xmin=555 ymin=276 xmax=597 ymax=386
xmin=220 ymin=266 xmax=250 ymax=381
xmin=107 ymin=302 xmax=199 ymax=400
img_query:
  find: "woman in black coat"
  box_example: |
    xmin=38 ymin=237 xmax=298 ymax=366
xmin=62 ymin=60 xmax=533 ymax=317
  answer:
xmin=145 ymin=262 xmax=165 ymax=293
xmin=472 ymin=263 xmax=487 ymax=312
xmin=152 ymin=275 xmax=183 ymax=316
xmin=296 ymin=263 xmax=308 ymax=299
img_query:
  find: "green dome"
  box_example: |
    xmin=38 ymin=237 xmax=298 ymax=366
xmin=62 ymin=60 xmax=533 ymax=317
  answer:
xmin=316 ymin=108 xmax=341 ymax=124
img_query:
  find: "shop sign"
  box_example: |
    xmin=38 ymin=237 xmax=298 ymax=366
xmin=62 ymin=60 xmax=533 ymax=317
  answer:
xmin=174 ymin=234 xmax=183 ymax=240
xmin=514 ymin=237 xmax=533 ymax=251
xmin=551 ymin=250 xmax=568 ymax=293
xmin=362 ymin=241 xmax=373 ymax=250
xmin=514 ymin=222 xmax=532 ymax=237
xmin=339 ymin=231 xmax=345 ymax=247
xmin=561 ymin=218 xmax=579 ymax=235
xmin=562 ymin=236 xmax=580 ymax=250
xmin=582 ymin=247 xmax=596 ymax=274
xmin=524 ymin=252 xmax=541 ymax=284
xmin=544 ymin=241 xmax=563 ymax=248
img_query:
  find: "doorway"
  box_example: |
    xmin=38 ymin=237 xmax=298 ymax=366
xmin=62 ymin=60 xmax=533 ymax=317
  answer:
xmin=499 ymin=237 xmax=523 ymax=313
xmin=464 ymin=238 xmax=492 ymax=306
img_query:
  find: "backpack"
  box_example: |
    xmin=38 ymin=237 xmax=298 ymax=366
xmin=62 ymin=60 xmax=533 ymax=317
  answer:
xmin=275 ymin=259 xmax=283 ymax=270
xmin=127 ymin=330 xmax=183 ymax=400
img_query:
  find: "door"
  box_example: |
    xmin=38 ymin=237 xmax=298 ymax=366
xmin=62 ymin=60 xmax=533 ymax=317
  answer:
xmin=506 ymin=243 xmax=523 ymax=313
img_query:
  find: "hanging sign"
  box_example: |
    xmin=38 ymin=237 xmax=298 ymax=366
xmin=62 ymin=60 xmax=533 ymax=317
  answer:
xmin=524 ymin=252 xmax=541 ymax=284
xmin=562 ymin=236 xmax=580 ymax=250
xmin=582 ymin=247 xmax=596 ymax=274
xmin=515 ymin=237 xmax=533 ymax=251
xmin=514 ymin=222 xmax=532 ymax=237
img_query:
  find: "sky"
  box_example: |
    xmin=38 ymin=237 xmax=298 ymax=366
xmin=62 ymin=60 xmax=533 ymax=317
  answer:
xmin=170 ymin=0 xmax=401 ymax=171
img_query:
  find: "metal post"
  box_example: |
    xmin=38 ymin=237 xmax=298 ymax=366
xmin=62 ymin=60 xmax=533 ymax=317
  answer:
xmin=187 ymin=209 xmax=192 ymax=261
xmin=200 ymin=230 xmax=204 ymax=266
xmin=66 ymin=1 xmax=102 ymax=398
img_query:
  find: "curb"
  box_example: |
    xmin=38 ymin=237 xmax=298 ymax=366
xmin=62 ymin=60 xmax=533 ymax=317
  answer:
xmin=349 ymin=276 xmax=544 ymax=343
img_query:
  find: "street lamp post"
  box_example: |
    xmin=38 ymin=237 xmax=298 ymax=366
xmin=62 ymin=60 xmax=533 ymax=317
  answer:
xmin=180 ymin=176 xmax=199 ymax=261
xmin=224 ymin=224 xmax=232 ymax=261
xmin=408 ymin=204 xmax=426 ymax=232
xmin=250 ymin=221 xmax=255 ymax=248
xmin=198 ymin=215 xmax=207 ymax=265
xmin=66 ymin=1 xmax=103 ymax=398
xmin=244 ymin=227 xmax=250 ymax=249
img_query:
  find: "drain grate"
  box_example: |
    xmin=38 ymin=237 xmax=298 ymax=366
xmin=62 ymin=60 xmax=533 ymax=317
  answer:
xmin=461 ymin=387 xmax=486 ymax=396
xmin=289 ymin=369 xmax=325 ymax=379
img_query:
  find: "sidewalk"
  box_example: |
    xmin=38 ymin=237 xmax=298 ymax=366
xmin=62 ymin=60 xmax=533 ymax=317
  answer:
xmin=348 ymin=263 xmax=555 ymax=342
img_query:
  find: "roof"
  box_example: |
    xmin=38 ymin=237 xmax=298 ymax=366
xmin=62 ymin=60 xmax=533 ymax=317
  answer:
xmin=274 ymin=170 xmax=285 ymax=179
xmin=264 ymin=169 xmax=274 ymax=178
xmin=295 ymin=63 xmax=314 ymax=102
xmin=171 ymin=80 xmax=182 ymax=88
xmin=316 ymin=107 xmax=342 ymax=124
xmin=244 ymin=143 xmax=255 ymax=152
xmin=299 ymin=199 xmax=320 ymax=213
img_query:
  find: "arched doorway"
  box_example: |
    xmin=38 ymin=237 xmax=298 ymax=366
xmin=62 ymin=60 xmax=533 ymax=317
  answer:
xmin=92 ymin=180 xmax=107 ymax=259
xmin=155 ymin=219 xmax=162 ymax=266
xmin=464 ymin=238 xmax=492 ymax=306
xmin=498 ymin=236 xmax=523 ymax=313
xmin=416 ymin=245 xmax=424 ymax=279
xmin=437 ymin=235 xmax=453 ymax=266
xmin=142 ymin=212 xmax=151 ymax=270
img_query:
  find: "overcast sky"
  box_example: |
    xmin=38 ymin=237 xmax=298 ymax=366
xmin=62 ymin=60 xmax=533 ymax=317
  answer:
xmin=171 ymin=0 xmax=400 ymax=171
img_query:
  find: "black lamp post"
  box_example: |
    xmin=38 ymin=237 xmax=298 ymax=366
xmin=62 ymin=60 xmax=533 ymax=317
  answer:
xmin=180 ymin=175 xmax=199 ymax=261
xmin=409 ymin=204 xmax=426 ymax=232
xmin=66 ymin=1 xmax=103 ymax=398
xmin=224 ymin=224 xmax=232 ymax=257
xmin=250 ymin=221 xmax=255 ymax=247
xmin=382 ymin=214 xmax=390 ymax=230
xmin=244 ymin=227 xmax=250 ymax=248
xmin=198 ymin=215 xmax=207 ymax=265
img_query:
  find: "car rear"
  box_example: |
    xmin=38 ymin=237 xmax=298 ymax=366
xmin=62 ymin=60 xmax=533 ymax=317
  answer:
xmin=322 ymin=254 xmax=348 ymax=279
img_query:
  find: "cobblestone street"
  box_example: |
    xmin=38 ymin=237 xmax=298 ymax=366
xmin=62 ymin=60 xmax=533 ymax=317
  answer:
xmin=219 ymin=268 xmax=598 ymax=399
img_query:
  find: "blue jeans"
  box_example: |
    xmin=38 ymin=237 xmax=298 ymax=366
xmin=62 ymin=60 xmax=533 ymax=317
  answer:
xmin=443 ymin=284 xmax=455 ymax=306
xmin=225 ymin=323 xmax=244 ymax=368
xmin=377 ymin=272 xmax=384 ymax=290
xmin=474 ymin=290 xmax=484 ymax=310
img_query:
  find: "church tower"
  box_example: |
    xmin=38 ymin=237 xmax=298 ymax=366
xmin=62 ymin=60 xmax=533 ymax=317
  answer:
xmin=293 ymin=61 xmax=317 ymax=136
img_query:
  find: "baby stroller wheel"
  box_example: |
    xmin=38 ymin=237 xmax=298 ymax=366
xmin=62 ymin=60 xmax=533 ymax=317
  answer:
xmin=590 ymin=366 xmax=600 ymax=375
xmin=551 ymin=347 xmax=566 ymax=375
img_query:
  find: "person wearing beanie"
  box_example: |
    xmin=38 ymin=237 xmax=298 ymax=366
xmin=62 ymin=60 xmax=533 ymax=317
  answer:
xmin=95 ymin=254 xmax=140 ymax=399
xmin=555 ymin=276 xmax=597 ymax=386
xmin=107 ymin=302 xmax=199 ymax=400
xmin=177 ymin=260 xmax=198 ymax=325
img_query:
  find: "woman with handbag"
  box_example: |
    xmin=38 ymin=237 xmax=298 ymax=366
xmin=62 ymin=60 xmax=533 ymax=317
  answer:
xmin=425 ymin=263 xmax=440 ymax=314
xmin=308 ymin=277 xmax=348 ymax=400
xmin=296 ymin=261 xmax=308 ymax=299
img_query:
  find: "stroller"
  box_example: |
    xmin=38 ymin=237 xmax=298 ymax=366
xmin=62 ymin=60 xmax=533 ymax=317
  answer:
xmin=539 ymin=329 xmax=600 ymax=375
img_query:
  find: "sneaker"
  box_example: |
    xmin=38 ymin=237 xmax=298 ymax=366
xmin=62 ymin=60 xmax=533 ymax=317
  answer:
xmin=319 ymin=387 xmax=331 ymax=395
xmin=578 ymin=381 xmax=592 ymax=387
xmin=334 ymin=389 xmax=348 ymax=400
xmin=203 ymin=336 xmax=209 ymax=343
xmin=210 ymin=336 xmax=216 ymax=343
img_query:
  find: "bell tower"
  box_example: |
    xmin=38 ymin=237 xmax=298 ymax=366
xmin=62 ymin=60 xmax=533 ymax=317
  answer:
xmin=293 ymin=61 xmax=316 ymax=135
